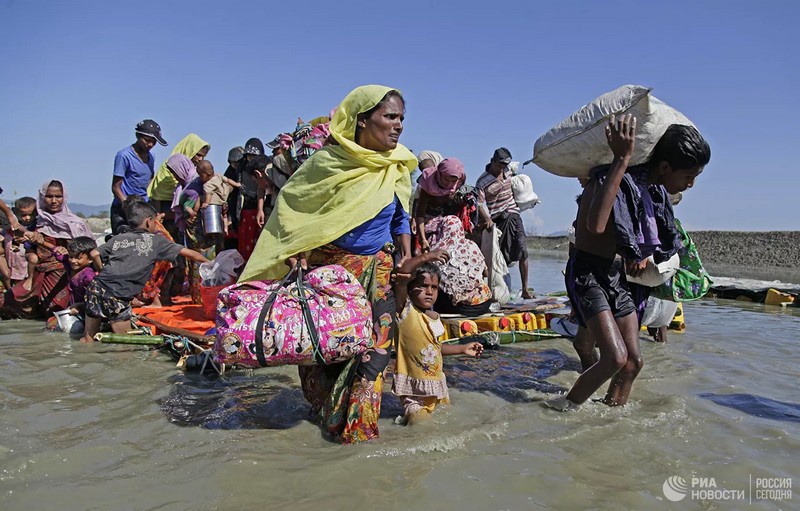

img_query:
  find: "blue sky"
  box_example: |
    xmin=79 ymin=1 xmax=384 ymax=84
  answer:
xmin=1 ymin=0 xmax=797 ymax=233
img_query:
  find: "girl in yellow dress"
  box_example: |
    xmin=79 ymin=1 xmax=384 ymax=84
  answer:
xmin=393 ymin=252 xmax=483 ymax=424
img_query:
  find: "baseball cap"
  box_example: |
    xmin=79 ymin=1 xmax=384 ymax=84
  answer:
xmin=266 ymin=135 xmax=283 ymax=150
xmin=244 ymin=137 xmax=265 ymax=156
xmin=492 ymin=147 xmax=512 ymax=164
xmin=135 ymin=119 xmax=167 ymax=146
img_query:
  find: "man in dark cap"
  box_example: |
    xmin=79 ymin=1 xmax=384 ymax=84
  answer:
xmin=234 ymin=138 xmax=267 ymax=260
xmin=110 ymin=119 xmax=167 ymax=234
xmin=476 ymin=147 xmax=532 ymax=299
xmin=221 ymin=146 xmax=246 ymax=250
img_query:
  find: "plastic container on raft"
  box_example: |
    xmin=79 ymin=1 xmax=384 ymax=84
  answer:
xmin=200 ymin=284 xmax=225 ymax=320
xmin=765 ymin=288 xmax=796 ymax=306
xmin=505 ymin=312 xmax=537 ymax=331
xmin=441 ymin=318 xmax=479 ymax=338
xmin=202 ymin=204 xmax=224 ymax=235
xmin=474 ymin=316 xmax=516 ymax=333
xmin=536 ymin=313 xmax=548 ymax=330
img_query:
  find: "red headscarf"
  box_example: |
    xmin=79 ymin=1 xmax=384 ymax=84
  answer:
xmin=417 ymin=158 xmax=466 ymax=197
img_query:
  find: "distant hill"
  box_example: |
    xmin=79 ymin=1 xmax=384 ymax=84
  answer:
xmin=546 ymin=230 xmax=568 ymax=237
xmin=70 ymin=203 xmax=110 ymax=216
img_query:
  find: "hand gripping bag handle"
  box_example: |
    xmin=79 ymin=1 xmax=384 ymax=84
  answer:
xmin=253 ymin=265 xmax=324 ymax=367
xmin=293 ymin=266 xmax=325 ymax=365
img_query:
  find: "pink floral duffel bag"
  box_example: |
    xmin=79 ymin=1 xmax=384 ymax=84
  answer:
xmin=213 ymin=265 xmax=374 ymax=367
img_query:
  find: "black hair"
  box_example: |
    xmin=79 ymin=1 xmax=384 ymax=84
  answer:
xmin=14 ymin=196 xmax=36 ymax=210
xmin=245 ymin=154 xmax=270 ymax=175
xmin=123 ymin=195 xmax=146 ymax=218
xmin=123 ymin=194 xmax=146 ymax=209
xmin=408 ymin=262 xmax=441 ymax=289
xmin=46 ymin=180 xmax=63 ymax=191
xmin=115 ymin=196 xmax=148 ymax=233
xmin=650 ymin=124 xmax=711 ymax=170
xmin=67 ymin=236 xmax=97 ymax=256
xmin=355 ymin=90 xmax=405 ymax=143
xmin=126 ymin=201 xmax=157 ymax=228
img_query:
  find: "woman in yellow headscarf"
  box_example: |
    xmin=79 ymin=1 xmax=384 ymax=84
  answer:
xmin=240 ymin=85 xmax=417 ymax=444
xmin=146 ymin=134 xmax=209 ymax=298
xmin=147 ymin=133 xmax=210 ymax=214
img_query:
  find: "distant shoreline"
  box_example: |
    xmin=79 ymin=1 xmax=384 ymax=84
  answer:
xmin=528 ymin=231 xmax=800 ymax=284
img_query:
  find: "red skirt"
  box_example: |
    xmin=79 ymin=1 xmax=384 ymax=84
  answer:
xmin=237 ymin=209 xmax=261 ymax=261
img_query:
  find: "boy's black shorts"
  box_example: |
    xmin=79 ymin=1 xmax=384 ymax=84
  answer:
xmin=565 ymin=250 xmax=638 ymax=328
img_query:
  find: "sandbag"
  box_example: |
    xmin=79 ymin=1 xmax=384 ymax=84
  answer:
xmin=213 ymin=265 xmax=373 ymax=368
xmin=532 ymin=85 xmax=695 ymax=178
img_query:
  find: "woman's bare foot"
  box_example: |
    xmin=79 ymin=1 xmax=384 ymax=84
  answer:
xmin=131 ymin=297 xmax=146 ymax=308
xmin=544 ymin=396 xmax=581 ymax=412
xmin=521 ymin=289 xmax=534 ymax=300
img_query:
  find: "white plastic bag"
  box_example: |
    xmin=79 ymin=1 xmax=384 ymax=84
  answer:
xmin=533 ymin=85 xmax=695 ymax=178
xmin=480 ymin=225 xmax=511 ymax=303
xmin=199 ymin=249 xmax=245 ymax=287
xmin=510 ymin=173 xmax=539 ymax=212
xmin=641 ymin=296 xmax=679 ymax=328
xmin=507 ymin=162 xmax=539 ymax=212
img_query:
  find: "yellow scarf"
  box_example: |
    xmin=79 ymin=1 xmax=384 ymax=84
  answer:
xmin=147 ymin=133 xmax=210 ymax=201
xmin=239 ymin=84 xmax=417 ymax=282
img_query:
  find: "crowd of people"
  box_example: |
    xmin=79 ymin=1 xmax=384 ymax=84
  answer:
xmin=0 ymin=84 xmax=710 ymax=444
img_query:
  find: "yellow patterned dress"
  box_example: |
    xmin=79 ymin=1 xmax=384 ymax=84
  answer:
xmin=392 ymin=301 xmax=451 ymax=419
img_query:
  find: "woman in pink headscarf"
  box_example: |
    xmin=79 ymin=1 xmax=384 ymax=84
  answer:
xmin=2 ymin=180 xmax=93 ymax=318
xmin=168 ymin=154 xmax=199 ymax=233
xmin=415 ymin=158 xmax=494 ymax=315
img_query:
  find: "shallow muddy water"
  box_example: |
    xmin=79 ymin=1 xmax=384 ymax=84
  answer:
xmin=1 ymin=255 xmax=798 ymax=510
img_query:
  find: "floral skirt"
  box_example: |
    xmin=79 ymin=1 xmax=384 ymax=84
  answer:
xmin=426 ymin=215 xmax=492 ymax=306
xmin=298 ymin=244 xmax=396 ymax=444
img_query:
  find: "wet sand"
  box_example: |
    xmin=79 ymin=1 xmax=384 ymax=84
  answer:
xmin=529 ymin=231 xmax=800 ymax=284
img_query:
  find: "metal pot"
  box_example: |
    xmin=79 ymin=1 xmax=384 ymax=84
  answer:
xmin=202 ymin=204 xmax=224 ymax=235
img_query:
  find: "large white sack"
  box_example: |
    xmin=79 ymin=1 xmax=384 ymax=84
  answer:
xmin=532 ymin=85 xmax=695 ymax=178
